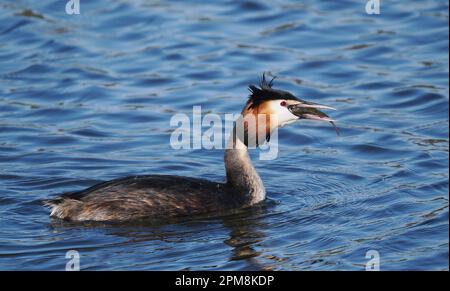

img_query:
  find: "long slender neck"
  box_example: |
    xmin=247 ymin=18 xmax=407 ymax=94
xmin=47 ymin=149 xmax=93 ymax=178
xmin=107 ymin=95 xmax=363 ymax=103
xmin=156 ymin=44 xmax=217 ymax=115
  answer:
xmin=224 ymin=131 xmax=266 ymax=205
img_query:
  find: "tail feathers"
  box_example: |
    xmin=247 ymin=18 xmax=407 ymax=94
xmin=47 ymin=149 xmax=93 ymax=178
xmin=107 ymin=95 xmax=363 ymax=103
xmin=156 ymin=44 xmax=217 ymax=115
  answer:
xmin=42 ymin=198 xmax=82 ymax=220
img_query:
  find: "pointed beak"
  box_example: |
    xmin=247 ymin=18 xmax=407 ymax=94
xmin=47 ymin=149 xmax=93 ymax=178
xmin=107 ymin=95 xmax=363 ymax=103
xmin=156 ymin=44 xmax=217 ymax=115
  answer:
xmin=288 ymin=101 xmax=340 ymax=135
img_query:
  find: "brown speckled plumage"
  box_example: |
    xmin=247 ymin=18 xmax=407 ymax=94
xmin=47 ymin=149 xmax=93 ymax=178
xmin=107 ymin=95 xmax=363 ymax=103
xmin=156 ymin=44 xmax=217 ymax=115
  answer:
xmin=45 ymin=175 xmax=252 ymax=221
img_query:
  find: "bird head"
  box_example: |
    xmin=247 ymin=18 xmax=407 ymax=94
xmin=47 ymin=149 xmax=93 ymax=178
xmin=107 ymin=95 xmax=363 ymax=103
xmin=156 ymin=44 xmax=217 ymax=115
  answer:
xmin=237 ymin=74 xmax=338 ymax=147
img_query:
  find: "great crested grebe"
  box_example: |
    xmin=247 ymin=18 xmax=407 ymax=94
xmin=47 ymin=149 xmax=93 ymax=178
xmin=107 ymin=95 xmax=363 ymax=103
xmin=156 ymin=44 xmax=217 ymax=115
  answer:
xmin=44 ymin=74 xmax=337 ymax=222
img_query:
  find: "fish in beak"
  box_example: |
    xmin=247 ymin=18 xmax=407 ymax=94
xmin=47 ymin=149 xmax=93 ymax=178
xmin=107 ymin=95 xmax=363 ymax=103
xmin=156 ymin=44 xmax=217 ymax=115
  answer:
xmin=288 ymin=101 xmax=340 ymax=135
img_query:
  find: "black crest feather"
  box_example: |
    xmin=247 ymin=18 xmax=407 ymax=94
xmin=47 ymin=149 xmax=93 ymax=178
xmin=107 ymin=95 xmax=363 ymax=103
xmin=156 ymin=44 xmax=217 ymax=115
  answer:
xmin=260 ymin=72 xmax=275 ymax=89
xmin=247 ymin=73 xmax=298 ymax=109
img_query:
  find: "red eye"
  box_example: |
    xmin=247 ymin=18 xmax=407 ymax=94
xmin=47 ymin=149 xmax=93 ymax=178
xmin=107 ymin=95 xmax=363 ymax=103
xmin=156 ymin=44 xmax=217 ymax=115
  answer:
xmin=280 ymin=101 xmax=287 ymax=107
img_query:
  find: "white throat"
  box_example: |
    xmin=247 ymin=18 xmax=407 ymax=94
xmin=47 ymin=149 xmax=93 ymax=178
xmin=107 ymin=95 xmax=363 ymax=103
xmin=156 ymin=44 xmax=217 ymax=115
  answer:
xmin=224 ymin=133 xmax=266 ymax=205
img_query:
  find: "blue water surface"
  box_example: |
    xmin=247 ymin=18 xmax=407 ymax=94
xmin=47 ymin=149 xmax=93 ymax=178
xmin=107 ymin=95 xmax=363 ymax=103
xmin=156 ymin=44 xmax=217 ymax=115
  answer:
xmin=0 ymin=0 xmax=448 ymax=270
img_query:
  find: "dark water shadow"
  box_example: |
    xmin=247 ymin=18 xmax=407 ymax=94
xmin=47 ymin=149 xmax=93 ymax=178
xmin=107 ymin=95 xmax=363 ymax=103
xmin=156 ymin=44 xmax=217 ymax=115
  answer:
xmin=46 ymin=200 xmax=277 ymax=270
